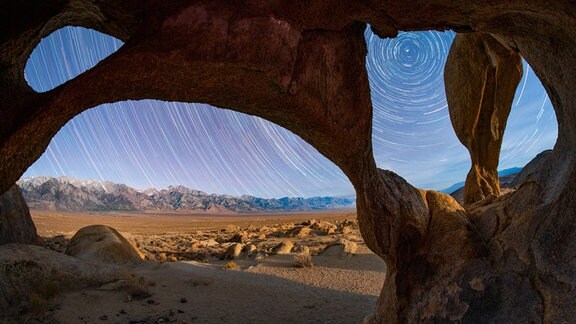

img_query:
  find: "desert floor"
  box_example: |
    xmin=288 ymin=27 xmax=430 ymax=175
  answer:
xmin=30 ymin=210 xmax=386 ymax=324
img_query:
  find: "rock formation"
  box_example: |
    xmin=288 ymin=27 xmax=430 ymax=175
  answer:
xmin=445 ymin=33 xmax=523 ymax=205
xmin=65 ymin=225 xmax=144 ymax=264
xmin=1 ymin=0 xmax=576 ymax=322
xmin=511 ymin=149 xmax=552 ymax=187
xmin=0 ymin=243 xmax=131 ymax=317
xmin=0 ymin=185 xmax=39 ymax=245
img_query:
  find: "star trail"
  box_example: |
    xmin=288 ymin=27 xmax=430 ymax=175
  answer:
xmin=22 ymin=27 xmax=558 ymax=198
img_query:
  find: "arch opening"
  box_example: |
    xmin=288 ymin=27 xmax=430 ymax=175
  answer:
xmin=365 ymin=28 xmax=558 ymax=195
xmin=499 ymin=60 xmax=558 ymax=171
xmin=22 ymin=100 xmax=354 ymax=201
xmin=24 ymin=26 xmax=123 ymax=93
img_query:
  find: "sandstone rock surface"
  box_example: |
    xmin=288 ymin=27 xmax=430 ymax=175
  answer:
xmin=511 ymin=149 xmax=552 ymax=187
xmin=273 ymin=241 xmax=294 ymax=255
xmin=0 ymin=243 xmax=130 ymax=317
xmin=320 ymin=239 xmax=357 ymax=258
xmin=0 ymin=185 xmax=39 ymax=245
xmin=224 ymin=243 xmax=243 ymax=260
xmin=65 ymin=225 xmax=144 ymax=264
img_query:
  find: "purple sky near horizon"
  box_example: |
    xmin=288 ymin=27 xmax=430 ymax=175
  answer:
xmin=21 ymin=27 xmax=558 ymax=198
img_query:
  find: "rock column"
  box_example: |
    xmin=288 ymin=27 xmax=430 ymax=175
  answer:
xmin=445 ymin=33 xmax=523 ymax=205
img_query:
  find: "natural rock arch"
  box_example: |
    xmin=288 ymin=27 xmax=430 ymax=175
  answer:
xmin=1 ymin=1 xmax=575 ymax=322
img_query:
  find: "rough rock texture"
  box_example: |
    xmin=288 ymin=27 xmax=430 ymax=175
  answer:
xmin=0 ymin=243 xmax=131 ymax=317
xmin=0 ymin=185 xmax=39 ymax=245
xmin=320 ymin=239 xmax=358 ymax=258
xmin=224 ymin=243 xmax=243 ymax=260
xmin=273 ymin=241 xmax=294 ymax=255
xmin=511 ymin=149 xmax=552 ymax=187
xmin=445 ymin=33 xmax=523 ymax=205
xmin=1 ymin=1 xmax=576 ymax=322
xmin=65 ymin=225 xmax=144 ymax=264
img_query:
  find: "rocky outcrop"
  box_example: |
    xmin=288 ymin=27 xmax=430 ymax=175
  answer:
xmin=0 ymin=243 xmax=131 ymax=317
xmin=511 ymin=149 xmax=552 ymax=187
xmin=445 ymin=33 xmax=523 ymax=205
xmin=65 ymin=225 xmax=144 ymax=264
xmin=0 ymin=185 xmax=39 ymax=245
xmin=2 ymin=1 xmax=576 ymax=323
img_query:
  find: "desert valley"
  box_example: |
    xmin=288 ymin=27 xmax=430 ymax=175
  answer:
xmin=17 ymin=209 xmax=385 ymax=324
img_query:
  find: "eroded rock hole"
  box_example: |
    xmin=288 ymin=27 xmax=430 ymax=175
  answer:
xmin=366 ymin=29 xmax=557 ymax=201
xmin=24 ymin=26 xmax=123 ymax=92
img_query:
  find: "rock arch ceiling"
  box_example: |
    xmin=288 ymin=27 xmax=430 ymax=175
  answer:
xmin=2 ymin=1 xmax=576 ymax=322
xmin=21 ymin=27 xmax=556 ymax=198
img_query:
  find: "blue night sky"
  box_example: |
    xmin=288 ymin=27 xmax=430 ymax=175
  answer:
xmin=22 ymin=27 xmax=557 ymax=198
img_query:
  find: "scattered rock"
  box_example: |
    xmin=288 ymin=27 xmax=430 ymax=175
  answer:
xmin=180 ymin=297 xmax=187 ymax=303
xmin=224 ymin=243 xmax=243 ymax=259
xmin=340 ymin=226 xmax=353 ymax=235
xmin=221 ymin=225 xmax=239 ymax=233
xmin=229 ymin=232 xmax=249 ymax=243
xmin=201 ymin=239 xmax=219 ymax=247
xmin=289 ymin=226 xmax=312 ymax=238
xmin=242 ymin=244 xmax=257 ymax=256
xmin=272 ymin=241 xmax=294 ymax=254
xmin=320 ymin=239 xmax=357 ymax=257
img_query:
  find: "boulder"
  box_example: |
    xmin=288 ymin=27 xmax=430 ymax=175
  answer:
xmin=229 ymin=232 xmax=249 ymax=243
xmin=65 ymin=225 xmax=144 ymax=264
xmin=0 ymin=185 xmax=40 ymax=245
xmin=320 ymin=239 xmax=357 ymax=257
xmin=224 ymin=243 xmax=244 ymax=260
xmin=289 ymin=226 xmax=312 ymax=238
xmin=242 ymin=243 xmax=257 ymax=256
xmin=272 ymin=241 xmax=294 ymax=254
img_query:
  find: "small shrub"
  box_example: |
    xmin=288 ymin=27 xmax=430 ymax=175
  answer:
xmin=225 ymin=261 xmax=237 ymax=269
xmin=186 ymin=278 xmax=214 ymax=287
xmin=293 ymin=253 xmax=313 ymax=268
xmin=31 ymin=278 xmax=61 ymax=300
xmin=29 ymin=292 xmax=48 ymax=314
xmin=121 ymin=276 xmax=152 ymax=300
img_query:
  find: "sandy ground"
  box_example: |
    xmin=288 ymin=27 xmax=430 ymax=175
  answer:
xmin=29 ymin=210 xmax=386 ymax=324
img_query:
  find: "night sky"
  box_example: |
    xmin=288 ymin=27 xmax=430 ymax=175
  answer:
xmin=22 ymin=27 xmax=557 ymax=198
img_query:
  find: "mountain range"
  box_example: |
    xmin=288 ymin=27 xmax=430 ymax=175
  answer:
xmin=17 ymin=176 xmax=356 ymax=213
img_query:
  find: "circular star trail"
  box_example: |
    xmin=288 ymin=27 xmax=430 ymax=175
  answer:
xmin=22 ymin=27 xmax=558 ymax=197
